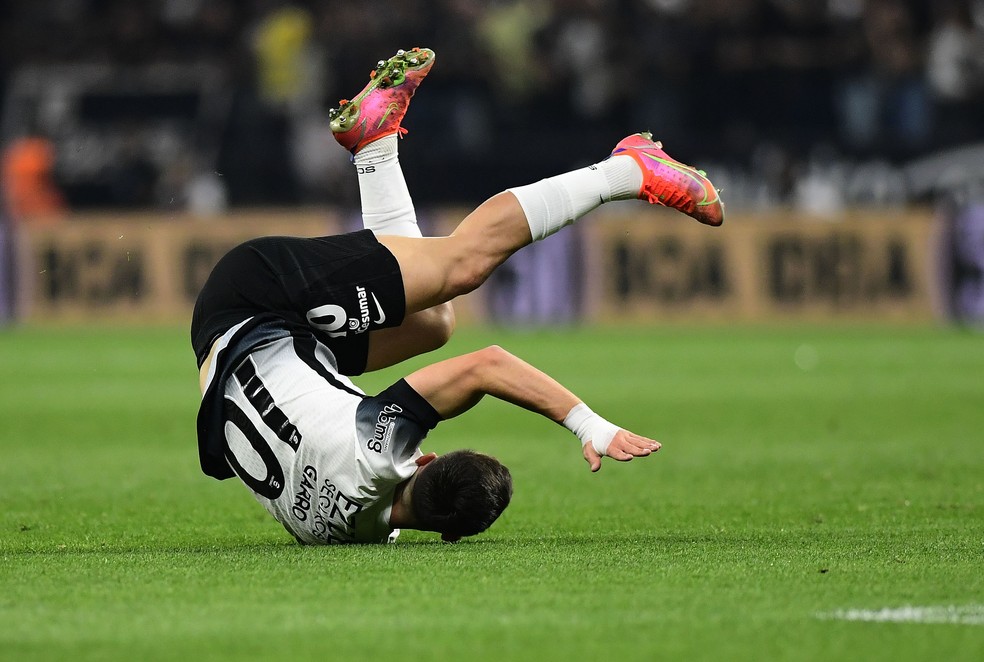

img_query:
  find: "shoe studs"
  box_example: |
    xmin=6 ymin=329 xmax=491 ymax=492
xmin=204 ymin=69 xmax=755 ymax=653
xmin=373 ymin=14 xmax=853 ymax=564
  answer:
xmin=328 ymin=98 xmax=350 ymax=120
xmin=330 ymin=48 xmax=433 ymax=143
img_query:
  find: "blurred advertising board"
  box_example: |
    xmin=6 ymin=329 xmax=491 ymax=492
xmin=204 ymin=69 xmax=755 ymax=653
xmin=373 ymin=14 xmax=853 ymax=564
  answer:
xmin=582 ymin=207 xmax=939 ymax=324
xmin=14 ymin=211 xmax=338 ymax=323
xmin=938 ymin=199 xmax=984 ymax=324
xmin=0 ymin=214 xmax=15 ymax=323
xmin=12 ymin=208 xmax=940 ymax=325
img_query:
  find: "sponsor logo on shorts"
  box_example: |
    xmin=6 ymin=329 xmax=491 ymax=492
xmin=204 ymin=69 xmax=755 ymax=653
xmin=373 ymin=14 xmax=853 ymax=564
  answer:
xmin=349 ymin=286 xmax=371 ymax=333
xmin=371 ymin=292 xmax=386 ymax=324
xmin=308 ymin=286 xmax=386 ymax=337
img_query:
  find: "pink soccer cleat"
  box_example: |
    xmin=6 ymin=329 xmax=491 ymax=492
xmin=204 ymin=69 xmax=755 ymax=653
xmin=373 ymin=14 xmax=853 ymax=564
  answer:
xmin=610 ymin=132 xmax=724 ymax=226
xmin=329 ymin=47 xmax=435 ymax=154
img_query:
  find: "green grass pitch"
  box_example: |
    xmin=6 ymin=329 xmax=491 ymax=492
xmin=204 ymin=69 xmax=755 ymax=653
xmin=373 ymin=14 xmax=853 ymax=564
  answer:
xmin=1 ymin=324 xmax=982 ymax=661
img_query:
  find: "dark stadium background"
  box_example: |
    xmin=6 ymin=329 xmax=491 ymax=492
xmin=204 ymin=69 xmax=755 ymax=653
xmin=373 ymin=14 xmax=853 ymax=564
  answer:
xmin=2 ymin=0 xmax=983 ymax=208
xmin=1 ymin=1 xmax=983 ymax=328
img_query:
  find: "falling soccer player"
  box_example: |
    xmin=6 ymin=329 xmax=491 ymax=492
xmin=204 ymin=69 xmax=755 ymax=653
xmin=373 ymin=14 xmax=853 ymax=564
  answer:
xmin=192 ymin=48 xmax=724 ymax=544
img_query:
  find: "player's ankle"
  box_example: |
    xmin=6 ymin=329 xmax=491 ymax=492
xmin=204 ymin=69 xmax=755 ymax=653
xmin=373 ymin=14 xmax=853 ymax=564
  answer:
xmin=595 ymin=155 xmax=642 ymax=202
xmin=354 ymin=134 xmax=399 ymax=166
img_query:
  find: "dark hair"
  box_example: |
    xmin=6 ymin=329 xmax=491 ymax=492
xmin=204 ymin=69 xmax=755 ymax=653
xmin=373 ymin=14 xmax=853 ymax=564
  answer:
xmin=411 ymin=450 xmax=513 ymax=539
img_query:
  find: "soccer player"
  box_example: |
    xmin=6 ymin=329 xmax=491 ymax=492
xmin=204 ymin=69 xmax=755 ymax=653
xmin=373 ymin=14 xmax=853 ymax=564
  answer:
xmin=192 ymin=48 xmax=723 ymax=545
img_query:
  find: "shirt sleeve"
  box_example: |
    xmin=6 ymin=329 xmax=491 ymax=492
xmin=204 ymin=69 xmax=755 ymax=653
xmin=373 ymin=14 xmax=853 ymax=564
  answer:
xmin=354 ymin=379 xmax=441 ymax=466
xmin=374 ymin=378 xmax=442 ymax=431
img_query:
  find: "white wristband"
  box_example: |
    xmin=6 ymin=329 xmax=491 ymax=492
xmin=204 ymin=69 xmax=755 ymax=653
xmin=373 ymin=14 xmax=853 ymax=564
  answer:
xmin=563 ymin=403 xmax=619 ymax=455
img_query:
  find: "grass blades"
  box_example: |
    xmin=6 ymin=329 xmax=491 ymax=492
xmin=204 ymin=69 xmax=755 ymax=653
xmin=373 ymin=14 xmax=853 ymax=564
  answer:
xmin=1 ymin=325 xmax=982 ymax=661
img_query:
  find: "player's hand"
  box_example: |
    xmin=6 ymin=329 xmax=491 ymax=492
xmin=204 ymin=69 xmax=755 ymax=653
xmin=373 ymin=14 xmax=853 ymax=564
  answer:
xmin=582 ymin=430 xmax=661 ymax=473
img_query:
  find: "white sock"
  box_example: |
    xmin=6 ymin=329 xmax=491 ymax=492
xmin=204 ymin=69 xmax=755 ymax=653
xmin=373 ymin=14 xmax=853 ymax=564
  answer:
xmin=507 ymin=155 xmax=641 ymax=241
xmin=353 ymin=135 xmax=422 ymax=238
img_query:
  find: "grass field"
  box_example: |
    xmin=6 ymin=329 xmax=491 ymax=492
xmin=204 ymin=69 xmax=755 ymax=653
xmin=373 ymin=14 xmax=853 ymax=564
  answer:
xmin=1 ymin=324 xmax=982 ymax=661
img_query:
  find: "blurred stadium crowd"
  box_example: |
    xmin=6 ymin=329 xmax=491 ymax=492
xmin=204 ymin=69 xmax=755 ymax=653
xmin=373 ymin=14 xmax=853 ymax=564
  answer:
xmin=1 ymin=0 xmax=984 ymax=218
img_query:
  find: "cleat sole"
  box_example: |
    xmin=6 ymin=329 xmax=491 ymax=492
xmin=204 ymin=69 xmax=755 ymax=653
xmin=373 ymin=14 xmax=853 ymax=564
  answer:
xmin=329 ymin=48 xmax=434 ymax=136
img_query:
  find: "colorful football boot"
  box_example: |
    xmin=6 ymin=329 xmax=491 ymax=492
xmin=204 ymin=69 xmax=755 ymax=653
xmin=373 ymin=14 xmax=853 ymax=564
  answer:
xmin=610 ymin=132 xmax=724 ymax=226
xmin=328 ymin=47 xmax=435 ymax=154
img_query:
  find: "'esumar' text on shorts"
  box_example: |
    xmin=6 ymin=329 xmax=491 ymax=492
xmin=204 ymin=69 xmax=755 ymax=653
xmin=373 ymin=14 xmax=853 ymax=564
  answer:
xmin=191 ymin=229 xmax=406 ymax=375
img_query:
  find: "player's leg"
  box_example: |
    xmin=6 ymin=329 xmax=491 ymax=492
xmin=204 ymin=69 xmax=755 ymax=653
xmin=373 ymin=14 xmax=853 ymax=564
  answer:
xmin=363 ymin=304 xmax=455 ymax=372
xmin=331 ymin=47 xmax=435 ymax=239
xmin=378 ymin=131 xmax=726 ymax=316
xmin=375 ymin=193 xmax=531 ymax=315
xmin=331 ymin=47 xmax=455 ymax=369
xmin=192 ymin=133 xmax=724 ymax=376
xmin=327 ymin=47 xmax=529 ymax=320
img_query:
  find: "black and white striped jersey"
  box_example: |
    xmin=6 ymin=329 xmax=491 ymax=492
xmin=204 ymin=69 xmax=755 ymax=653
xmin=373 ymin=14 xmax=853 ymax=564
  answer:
xmin=198 ymin=317 xmax=441 ymax=544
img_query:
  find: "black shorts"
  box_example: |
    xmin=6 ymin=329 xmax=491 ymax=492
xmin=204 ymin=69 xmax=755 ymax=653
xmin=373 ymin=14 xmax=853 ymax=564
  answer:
xmin=191 ymin=230 xmax=406 ymax=375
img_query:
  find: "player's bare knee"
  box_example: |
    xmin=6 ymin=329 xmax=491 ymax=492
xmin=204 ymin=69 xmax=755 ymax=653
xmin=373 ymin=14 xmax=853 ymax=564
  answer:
xmin=422 ymin=303 xmax=455 ymax=350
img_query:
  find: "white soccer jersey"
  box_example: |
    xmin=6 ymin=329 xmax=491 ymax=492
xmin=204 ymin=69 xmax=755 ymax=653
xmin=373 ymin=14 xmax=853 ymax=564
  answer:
xmin=209 ymin=324 xmax=439 ymax=544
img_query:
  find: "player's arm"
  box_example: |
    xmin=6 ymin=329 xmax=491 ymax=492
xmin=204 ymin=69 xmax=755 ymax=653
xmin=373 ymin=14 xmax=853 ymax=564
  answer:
xmin=403 ymin=345 xmax=660 ymax=471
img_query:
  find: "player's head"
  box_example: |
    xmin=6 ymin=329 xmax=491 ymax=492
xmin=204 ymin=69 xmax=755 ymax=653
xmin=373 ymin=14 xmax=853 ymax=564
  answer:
xmin=411 ymin=449 xmax=512 ymax=542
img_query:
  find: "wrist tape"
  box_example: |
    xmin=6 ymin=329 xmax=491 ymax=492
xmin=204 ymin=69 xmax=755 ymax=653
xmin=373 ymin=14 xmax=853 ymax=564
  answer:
xmin=563 ymin=403 xmax=619 ymax=455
